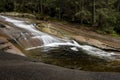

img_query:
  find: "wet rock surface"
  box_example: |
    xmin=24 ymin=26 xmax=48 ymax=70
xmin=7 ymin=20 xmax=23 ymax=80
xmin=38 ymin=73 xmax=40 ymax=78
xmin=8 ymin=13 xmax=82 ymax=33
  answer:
xmin=0 ymin=36 xmax=25 ymax=56
xmin=0 ymin=51 xmax=120 ymax=80
xmin=43 ymin=21 xmax=120 ymax=53
xmin=0 ymin=15 xmax=120 ymax=80
xmin=72 ymin=36 xmax=120 ymax=52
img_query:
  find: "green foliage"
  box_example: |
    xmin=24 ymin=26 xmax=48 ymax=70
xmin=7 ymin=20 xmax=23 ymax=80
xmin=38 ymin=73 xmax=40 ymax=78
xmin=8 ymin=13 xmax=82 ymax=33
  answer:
xmin=0 ymin=0 xmax=120 ymax=35
xmin=75 ymin=10 xmax=91 ymax=24
xmin=97 ymin=8 xmax=118 ymax=27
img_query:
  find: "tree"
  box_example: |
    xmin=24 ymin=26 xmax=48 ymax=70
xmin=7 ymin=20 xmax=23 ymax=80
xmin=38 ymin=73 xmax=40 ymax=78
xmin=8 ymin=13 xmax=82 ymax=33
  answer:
xmin=0 ymin=0 xmax=120 ymax=34
xmin=92 ymin=0 xmax=96 ymax=25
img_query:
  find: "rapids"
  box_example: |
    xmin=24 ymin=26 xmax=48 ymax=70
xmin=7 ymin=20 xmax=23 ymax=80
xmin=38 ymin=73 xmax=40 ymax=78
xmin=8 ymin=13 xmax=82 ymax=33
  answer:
xmin=0 ymin=15 xmax=120 ymax=60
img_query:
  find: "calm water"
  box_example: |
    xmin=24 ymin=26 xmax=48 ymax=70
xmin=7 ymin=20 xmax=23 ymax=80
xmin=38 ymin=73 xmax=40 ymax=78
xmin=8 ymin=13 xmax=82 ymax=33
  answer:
xmin=26 ymin=46 xmax=120 ymax=72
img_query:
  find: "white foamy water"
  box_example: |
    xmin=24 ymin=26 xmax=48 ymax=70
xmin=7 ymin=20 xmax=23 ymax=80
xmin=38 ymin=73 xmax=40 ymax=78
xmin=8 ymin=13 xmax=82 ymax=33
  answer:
xmin=1 ymin=15 xmax=120 ymax=60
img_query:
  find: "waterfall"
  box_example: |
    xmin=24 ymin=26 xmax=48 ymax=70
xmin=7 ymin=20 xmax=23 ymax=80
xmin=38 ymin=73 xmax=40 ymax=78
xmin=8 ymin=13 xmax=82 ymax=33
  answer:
xmin=41 ymin=35 xmax=61 ymax=45
xmin=1 ymin=15 xmax=120 ymax=60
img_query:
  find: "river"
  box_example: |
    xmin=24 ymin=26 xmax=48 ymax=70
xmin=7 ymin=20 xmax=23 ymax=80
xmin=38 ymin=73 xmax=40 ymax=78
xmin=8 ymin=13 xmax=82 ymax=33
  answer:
xmin=0 ymin=15 xmax=120 ymax=71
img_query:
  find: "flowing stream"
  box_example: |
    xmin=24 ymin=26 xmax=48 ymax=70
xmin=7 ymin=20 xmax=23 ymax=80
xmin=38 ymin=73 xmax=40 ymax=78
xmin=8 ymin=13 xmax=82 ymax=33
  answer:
xmin=0 ymin=15 xmax=120 ymax=61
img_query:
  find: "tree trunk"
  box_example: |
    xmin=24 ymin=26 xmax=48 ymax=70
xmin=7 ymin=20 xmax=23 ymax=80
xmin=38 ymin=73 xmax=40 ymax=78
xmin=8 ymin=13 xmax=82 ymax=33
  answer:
xmin=92 ymin=0 xmax=96 ymax=26
xmin=40 ymin=0 xmax=43 ymax=14
xmin=13 ymin=0 xmax=17 ymax=11
xmin=98 ymin=14 xmax=102 ymax=29
xmin=117 ymin=0 xmax=120 ymax=11
xmin=58 ymin=8 xmax=61 ymax=20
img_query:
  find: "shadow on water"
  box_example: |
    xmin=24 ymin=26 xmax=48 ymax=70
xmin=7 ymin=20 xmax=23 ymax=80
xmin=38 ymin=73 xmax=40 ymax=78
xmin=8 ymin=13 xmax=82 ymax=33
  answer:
xmin=26 ymin=45 xmax=120 ymax=72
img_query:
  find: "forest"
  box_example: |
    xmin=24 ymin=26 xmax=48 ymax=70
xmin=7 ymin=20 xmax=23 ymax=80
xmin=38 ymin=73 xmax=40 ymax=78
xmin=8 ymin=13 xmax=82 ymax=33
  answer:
xmin=0 ymin=0 xmax=120 ymax=35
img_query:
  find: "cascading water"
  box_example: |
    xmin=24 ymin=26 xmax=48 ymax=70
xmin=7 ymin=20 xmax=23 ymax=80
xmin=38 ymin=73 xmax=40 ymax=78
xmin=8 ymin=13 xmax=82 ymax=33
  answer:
xmin=0 ymin=15 xmax=120 ymax=60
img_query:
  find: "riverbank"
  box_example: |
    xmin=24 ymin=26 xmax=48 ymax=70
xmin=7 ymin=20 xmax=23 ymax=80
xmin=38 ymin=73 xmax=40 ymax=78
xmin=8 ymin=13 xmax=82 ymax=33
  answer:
xmin=38 ymin=20 xmax=120 ymax=53
xmin=1 ymin=12 xmax=120 ymax=53
xmin=0 ymin=13 xmax=120 ymax=71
